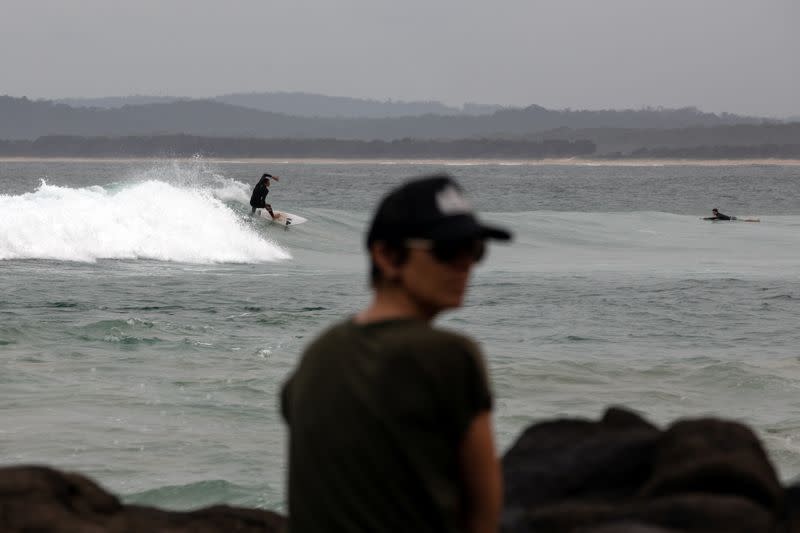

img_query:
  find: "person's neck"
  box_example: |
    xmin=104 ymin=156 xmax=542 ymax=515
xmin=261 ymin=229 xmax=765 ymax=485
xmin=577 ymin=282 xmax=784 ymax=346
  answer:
xmin=354 ymin=288 xmax=436 ymax=324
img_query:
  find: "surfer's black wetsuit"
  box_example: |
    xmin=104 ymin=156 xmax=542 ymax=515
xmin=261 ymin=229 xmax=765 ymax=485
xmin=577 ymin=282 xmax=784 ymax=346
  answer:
xmin=250 ymin=176 xmax=272 ymax=215
xmin=705 ymin=211 xmax=732 ymax=221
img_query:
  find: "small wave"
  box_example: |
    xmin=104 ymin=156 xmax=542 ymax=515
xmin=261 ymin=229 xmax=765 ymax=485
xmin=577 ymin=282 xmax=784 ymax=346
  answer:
xmin=118 ymin=305 xmax=184 ymax=311
xmin=564 ymin=335 xmax=599 ymax=343
xmin=82 ymin=318 xmax=155 ymax=329
xmin=484 ymin=211 xmax=800 ymax=277
xmin=542 ymin=334 xmax=606 ymax=343
xmin=124 ymin=479 xmax=260 ymax=510
xmin=256 ymin=316 xmax=291 ymax=326
xmin=72 ymin=318 xmax=165 ymax=345
xmin=0 ymin=325 xmax=26 ymax=346
xmin=47 ymin=301 xmax=80 ymax=308
xmin=104 ymin=335 xmax=163 ymax=345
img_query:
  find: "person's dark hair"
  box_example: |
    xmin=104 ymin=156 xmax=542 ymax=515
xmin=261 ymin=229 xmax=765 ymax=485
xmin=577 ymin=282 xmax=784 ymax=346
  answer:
xmin=369 ymin=239 xmax=409 ymax=287
xmin=712 ymin=208 xmax=719 ymax=212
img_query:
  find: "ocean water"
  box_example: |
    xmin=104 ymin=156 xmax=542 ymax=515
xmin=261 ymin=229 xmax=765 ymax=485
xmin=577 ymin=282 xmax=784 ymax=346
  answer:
xmin=1 ymin=158 xmax=800 ymax=512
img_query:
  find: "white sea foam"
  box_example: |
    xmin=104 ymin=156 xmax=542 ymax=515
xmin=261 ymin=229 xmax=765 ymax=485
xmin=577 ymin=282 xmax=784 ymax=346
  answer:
xmin=0 ymin=179 xmax=289 ymax=263
xmin=118 ymin=159 xmax=253 ymax=204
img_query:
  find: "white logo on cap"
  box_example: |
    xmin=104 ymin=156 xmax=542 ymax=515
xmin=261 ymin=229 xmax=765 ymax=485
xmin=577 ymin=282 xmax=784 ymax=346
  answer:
xmin=436 ymin=185 xmax=472 ymax=215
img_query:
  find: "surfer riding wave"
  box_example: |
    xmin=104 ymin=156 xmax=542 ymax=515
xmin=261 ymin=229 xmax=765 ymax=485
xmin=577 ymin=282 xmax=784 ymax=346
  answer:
xmin=250 ymin=173 xmax=279 ymax=218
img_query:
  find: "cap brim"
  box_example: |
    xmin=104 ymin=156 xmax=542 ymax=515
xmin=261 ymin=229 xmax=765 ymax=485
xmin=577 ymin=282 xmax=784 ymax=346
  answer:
xmin=427 ymin=215 xmax=512 ymax=242
xmin=482 ymin=225 xmax=512 ymax=241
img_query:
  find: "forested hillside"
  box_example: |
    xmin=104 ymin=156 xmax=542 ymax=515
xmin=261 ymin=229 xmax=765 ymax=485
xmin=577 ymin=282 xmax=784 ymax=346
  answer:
xmin=3 ymin=95 xmax=796 ymax=158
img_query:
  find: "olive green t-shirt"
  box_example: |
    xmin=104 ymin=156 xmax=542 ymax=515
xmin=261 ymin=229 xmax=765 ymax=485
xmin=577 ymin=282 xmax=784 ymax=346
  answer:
xmin=280 ymin=318 xmax=493 ymax=533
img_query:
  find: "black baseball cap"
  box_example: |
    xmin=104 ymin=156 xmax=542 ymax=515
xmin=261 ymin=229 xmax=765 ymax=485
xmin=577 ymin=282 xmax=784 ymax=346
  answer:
xmin=366 ymin=174 xmax=512 ymax=247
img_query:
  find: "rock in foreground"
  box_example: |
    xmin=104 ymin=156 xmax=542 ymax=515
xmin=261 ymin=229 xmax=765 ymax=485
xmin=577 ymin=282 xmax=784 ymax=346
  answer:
xmin=0 ymin=465 xmax=284 ymax=532
xmin=503 ymin=407 xmax=794 ymax=532
xmin=4 ymin=406 xmax=800 ymax=532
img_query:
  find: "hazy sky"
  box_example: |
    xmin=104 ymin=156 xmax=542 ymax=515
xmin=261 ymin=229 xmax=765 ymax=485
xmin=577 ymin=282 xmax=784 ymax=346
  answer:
xmin=2 ymin=0 xmax=798 ymax=117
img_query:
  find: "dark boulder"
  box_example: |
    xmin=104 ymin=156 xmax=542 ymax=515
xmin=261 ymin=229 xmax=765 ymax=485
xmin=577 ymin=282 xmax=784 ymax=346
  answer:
xmin=0 ymin=465 xmax=285 ymax=532
xmin=503 ymin=407 xmax=789 ymax=533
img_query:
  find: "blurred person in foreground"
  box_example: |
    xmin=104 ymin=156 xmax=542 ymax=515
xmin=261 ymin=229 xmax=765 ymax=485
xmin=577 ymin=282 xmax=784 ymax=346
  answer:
xmin=281 ymin=174 xmax=511 ymax=533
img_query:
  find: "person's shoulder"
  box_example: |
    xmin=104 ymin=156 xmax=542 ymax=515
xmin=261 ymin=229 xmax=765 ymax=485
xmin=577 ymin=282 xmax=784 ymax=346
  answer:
xmin=383 ymin=319 xmax=468 ymax=340
xmin=425 ymin=327 xmax=489 ymax=389
xmin=383 ymin=322 xmax=487 ymax=383
xmin=414 ymin=323 xmax=482 ymax=358
xmin=302 ymin=320 xmax=353 ymax=351
xmin=350 ymin=320 xmax=476 ymax=354
xmin=433 ymin=324 xmax=477 ymax=345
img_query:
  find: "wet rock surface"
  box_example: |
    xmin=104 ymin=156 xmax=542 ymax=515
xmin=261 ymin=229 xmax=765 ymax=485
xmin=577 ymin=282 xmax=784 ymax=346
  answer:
xmin=503 ymin=407 xmax=792 ymax=532
xmin=0 ymin=465 xmax=284 ymax=532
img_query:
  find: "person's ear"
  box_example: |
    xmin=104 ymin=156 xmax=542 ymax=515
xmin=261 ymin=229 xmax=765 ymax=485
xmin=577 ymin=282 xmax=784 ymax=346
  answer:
xmin=372 ymin=242 xmax=404 ymax=282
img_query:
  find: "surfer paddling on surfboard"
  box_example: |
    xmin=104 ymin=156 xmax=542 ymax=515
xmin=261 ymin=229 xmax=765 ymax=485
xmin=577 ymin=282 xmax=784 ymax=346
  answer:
xmin=701 ymin=208 xmax=760 ymax=222
xmin=704 ymin=208 xmax=732 ymax=221
xmin=250 ymin=173 xmax=280 ymax=218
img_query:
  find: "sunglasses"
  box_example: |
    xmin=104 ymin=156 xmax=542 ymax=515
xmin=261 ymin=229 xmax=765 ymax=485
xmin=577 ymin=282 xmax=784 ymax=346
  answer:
xmin=406 ymin=238 xmax=486 ymax=263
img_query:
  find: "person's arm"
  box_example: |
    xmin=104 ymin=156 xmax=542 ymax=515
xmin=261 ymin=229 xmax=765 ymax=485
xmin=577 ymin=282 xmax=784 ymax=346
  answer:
xmin=459 ymin=410 xmax=502 ymax=533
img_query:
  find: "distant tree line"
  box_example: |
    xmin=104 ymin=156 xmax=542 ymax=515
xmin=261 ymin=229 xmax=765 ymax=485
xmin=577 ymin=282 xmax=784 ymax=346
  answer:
xmin=1 ymin=95 xmax=779 ymax=143
xmin=525 ymin=123 xmax=800 ymax=154
xmin=3 ymin=135 xmax=798 ymax=160
xmin=0 ymin=135 xmax=597 ymax=159
xmin=55 ymin=92 xmax=503 ymax=118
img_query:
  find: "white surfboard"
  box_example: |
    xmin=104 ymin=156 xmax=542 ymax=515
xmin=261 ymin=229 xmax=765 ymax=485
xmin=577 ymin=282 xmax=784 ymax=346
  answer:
xmin=701 ymin=216 xmax=760 ymax=223
xmin=258 ymin=209 xmax=308 ymax=227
